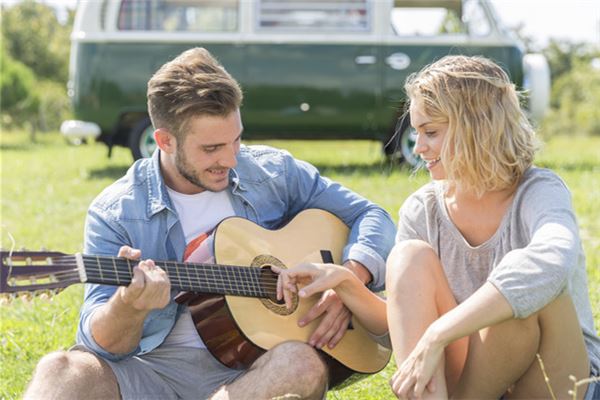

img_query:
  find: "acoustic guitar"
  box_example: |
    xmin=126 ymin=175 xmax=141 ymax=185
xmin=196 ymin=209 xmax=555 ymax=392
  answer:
xmin=0 ymin=209 xmax=391 ymax=387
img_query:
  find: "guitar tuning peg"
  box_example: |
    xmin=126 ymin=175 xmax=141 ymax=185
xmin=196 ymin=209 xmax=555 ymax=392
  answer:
xmin=0 ymin=294 xmax=12 ymax=306
xmin=38 ymin=290 xmax=54 ymax=302
xmin=19 ymin=292 xmax=33 ymax=303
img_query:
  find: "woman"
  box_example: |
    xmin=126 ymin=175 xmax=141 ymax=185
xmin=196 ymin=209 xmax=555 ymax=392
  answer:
xmin=275 ymin=55 xmax=600 ymax=399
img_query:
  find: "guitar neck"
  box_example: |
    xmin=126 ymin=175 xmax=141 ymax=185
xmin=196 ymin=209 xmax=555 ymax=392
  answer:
xmin=79 ymin=255 xmax=277 ymax=299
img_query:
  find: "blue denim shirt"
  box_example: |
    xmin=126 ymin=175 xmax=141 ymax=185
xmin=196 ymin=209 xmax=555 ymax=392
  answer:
xmin=76 ymin=145 xmax=395 ymax=361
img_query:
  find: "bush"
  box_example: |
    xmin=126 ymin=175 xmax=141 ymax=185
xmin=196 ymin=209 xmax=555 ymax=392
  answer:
xmin=0 ymin=50 xmax=39 ymax=128
xmin=37 ymin=81 xmax=72 ymax=132
xmin=541 ymin=58 xmax=600 ymax=137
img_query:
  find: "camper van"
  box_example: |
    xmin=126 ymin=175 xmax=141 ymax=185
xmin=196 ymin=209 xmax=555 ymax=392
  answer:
xmin=62 ymin=0 xmax=550 ymax=165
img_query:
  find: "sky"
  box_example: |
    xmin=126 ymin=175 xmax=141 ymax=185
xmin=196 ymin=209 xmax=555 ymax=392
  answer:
xmin=7 ymin=0 xmax=600 ymax=47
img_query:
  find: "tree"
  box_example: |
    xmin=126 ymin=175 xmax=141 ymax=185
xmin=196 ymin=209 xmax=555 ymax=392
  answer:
xmin=0 ymin=49 xmax=40 ymax=138
xmin=1 ymin=0 xmax=73 ymax=83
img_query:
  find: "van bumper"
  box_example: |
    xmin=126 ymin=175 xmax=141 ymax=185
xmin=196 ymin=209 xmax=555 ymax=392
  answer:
xmin=60 ymin=120 xmax=101 ymax=141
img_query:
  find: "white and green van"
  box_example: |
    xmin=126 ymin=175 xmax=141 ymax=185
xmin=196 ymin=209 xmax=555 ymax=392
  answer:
xmin=61 ymin=0 xmax=550 ymax=164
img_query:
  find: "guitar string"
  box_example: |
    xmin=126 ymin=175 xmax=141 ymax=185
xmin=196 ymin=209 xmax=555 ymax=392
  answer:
xmin=18 ymin=268 xmax=283 ymax=297
xmin=12 ymin=255 xmax=306 ymax=295
xmin=80 ymin=255 xmax=284 ymax=289
xmin=44 ymin=256 xmax=284 ymax=293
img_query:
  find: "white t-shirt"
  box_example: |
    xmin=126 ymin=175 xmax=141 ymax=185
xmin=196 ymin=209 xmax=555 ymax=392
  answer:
xmin=162 ymin=188 xmax=235 ymax=349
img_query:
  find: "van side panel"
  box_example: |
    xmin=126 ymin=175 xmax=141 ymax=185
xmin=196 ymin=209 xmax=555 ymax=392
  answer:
xmin=71 ymin=42 xmax=245 ymax=142
xmin=242 ymin=43 xmax=381 ymax=140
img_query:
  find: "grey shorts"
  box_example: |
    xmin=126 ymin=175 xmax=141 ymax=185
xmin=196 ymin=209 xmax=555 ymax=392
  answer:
xmin=72 ymin=344 xmax=245 ymax=399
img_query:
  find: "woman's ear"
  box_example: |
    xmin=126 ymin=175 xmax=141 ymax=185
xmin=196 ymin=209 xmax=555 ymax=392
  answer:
xmin=154 ymin=128 xmax=177 ymax=154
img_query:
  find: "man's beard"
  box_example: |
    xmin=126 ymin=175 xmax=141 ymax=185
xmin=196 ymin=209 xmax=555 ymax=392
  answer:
xmin=174 ymin=148 xmax=227 ymax=193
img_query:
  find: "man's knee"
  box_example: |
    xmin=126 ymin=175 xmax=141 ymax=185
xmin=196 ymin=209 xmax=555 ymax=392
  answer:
xmin=27 ymin=350 xmax=119 ymax=399
xmin=268 ymin=341 xmax=328 ymax=387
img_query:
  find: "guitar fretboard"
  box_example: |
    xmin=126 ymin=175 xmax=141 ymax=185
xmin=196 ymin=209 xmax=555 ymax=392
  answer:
xmin=80 ymin=255 xmax=278 ymax=299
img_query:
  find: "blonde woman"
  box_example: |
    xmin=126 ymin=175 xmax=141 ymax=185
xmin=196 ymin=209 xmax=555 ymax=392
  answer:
xmin=276 ymin=55 xmax=600 ymax=399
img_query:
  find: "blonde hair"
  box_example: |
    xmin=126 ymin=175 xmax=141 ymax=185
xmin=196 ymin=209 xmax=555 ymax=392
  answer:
xmin=147 ymin=47 xmax=242 ymax=139
xmin=405 ymin=55 xmax=538 ymax=196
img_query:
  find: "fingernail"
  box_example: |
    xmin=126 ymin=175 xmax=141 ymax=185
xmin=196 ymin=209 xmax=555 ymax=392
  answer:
xmin=309 ymin=340 xmax=316 ymax=346
xmin=298 ymin=320 xmax=305 ymax=327
xmin=299 ymin=290 xmax=306 ymax=297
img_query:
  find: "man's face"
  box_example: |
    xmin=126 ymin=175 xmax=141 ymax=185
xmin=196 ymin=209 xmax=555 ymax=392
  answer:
xmin=174 ymin=110 xmax=243 ymax=193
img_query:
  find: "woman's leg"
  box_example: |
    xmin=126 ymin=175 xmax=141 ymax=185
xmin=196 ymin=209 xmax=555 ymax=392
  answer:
xmin=386 ymin=240 xmax=469 ymax=397
xmin=454 ymin=292 xmax=589 ymax=399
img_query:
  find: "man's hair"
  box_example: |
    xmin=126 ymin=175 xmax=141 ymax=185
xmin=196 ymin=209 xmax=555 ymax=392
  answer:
xmin=405 ymin=55 xmax=538 ymax=196
xmin=147 ymin=47 xmax=243 ymax=139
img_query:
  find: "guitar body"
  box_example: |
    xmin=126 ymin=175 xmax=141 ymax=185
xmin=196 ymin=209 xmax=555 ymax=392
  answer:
xmin=179 ymin=209 xmax=391 ymax=386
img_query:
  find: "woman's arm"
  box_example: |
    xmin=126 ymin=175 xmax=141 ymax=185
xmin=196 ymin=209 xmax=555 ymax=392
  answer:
xmin=274 ymin=263 xmax=388 ymax=335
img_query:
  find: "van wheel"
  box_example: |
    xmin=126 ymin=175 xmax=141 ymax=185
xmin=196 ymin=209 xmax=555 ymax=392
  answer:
xmin=383 ymin=115 xmax=420 ymax=168
xmin=129 ymin=117 xmax=156 ymax=160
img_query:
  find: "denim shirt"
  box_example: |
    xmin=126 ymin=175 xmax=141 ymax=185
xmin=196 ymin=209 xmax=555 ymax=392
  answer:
xmin=76 ymin=145 xmax=395 ymax=361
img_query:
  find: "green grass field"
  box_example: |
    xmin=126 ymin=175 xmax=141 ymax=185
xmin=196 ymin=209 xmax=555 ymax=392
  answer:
xmin=1 ymin=131 xmax=598 ymax=399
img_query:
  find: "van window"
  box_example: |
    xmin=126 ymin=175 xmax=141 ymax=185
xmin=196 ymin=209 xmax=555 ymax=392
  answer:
xmin=462 ymin=0 xmax=491 ymax=37
xmin=118 ymin=0 xmax=239 ymax=32
xmin=391 ymin=6 xmax=465 ymax=36
xmin=257 ymin=0 xmax=371 ymax=32
xmin=391 ymin=0 xmax=491 ymax=37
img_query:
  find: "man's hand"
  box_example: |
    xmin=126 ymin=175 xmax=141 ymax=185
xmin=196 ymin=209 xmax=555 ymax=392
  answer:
xmin=90 ymin=246 xmax=171 ymax=354
xmin=116 ymin=246 xmax=171 ymax=312
xmin=300 ymin=289 xmax=351 ymax=349
xmin=299 ymin=260 xmax=372 ymax=349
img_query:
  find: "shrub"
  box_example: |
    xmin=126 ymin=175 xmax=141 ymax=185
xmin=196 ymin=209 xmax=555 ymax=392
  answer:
xmin=0 ymin=49 xmax=40 ymax=128
xmin=541 ymin=58 xmax=600 ymax=137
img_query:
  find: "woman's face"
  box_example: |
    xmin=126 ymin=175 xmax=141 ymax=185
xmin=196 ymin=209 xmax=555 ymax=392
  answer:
xmin=410 ymin=100 xmax=448 ymax=180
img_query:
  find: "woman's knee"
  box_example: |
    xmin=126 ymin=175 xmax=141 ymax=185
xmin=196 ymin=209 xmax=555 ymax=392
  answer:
xmin=386 ymin=240 xmax=440 ymax=288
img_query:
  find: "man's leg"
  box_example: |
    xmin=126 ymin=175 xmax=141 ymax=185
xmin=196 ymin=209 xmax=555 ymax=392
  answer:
xmin=24 ymin=350 xmax=120 ymax=400
xmin=210 ymin=341 xmax=328 ymax=400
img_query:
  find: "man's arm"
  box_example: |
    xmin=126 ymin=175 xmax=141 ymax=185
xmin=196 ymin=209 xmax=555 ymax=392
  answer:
xmin=77 ymin=208 xmax=170 ymax=359
xmin=283 ymin=155 xmax=396 ymax=291
xmin=89 ymin=247 xmax=171 ymax=355
xmin=280 ymin=154 xmax=395 ymax=348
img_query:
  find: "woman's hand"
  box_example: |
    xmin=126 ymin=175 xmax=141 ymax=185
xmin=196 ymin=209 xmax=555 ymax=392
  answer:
xmin=390 ymin=329 xmax=445 ymax=399
xmin=272 ymin=263 xmax=351 ymax=310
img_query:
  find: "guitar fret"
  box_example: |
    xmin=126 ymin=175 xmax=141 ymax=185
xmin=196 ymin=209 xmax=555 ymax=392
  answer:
xmin=126 ymin=259 xmax=133 ymax=280
xmin=251 ymin=268 xmax=261 ymax=297
xmin=173 ymin=261 xmax=183 ymax=289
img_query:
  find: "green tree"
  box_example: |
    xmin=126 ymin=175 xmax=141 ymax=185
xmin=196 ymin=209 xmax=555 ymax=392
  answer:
xmin=541 ymin=54 xmax=600 ymax=137
xmin=1 ymin=0 xmax=72 ymax=83
xmin=0 ymin=48 xmax=40 ymax=137
xmin=542 ymin=40 xmax=596 ymax=93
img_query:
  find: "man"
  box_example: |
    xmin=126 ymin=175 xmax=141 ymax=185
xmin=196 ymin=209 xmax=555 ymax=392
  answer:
xmin=25 ymin=47 xmax=395 ymax=399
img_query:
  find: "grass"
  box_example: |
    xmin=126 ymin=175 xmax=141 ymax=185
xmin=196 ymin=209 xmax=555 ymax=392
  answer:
xmin=1 ymin=131 xmax=598 ymax=399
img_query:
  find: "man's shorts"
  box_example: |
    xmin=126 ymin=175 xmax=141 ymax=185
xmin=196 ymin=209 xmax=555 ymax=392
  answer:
xmin=72 ymin=344 xmax=245 ymax=399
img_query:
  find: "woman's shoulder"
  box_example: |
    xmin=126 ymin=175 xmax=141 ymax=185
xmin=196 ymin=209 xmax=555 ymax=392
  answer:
xmin=517 ymin=167 xmax=571 ymax=199
xmin=399 ymin=181 xmax=440 ymax=217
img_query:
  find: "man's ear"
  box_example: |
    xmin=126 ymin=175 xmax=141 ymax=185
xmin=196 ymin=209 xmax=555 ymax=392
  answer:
xmin=154 ymin=128 xmax=177 ymax=154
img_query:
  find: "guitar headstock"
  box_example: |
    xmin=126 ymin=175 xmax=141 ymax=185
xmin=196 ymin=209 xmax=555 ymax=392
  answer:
xmin=0 ymin=251 xmax=82 ymax=300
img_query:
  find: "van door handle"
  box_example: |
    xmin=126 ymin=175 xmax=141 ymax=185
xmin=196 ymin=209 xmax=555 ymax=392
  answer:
xmin=385 ymin=53 xmax=411 ymax=70
xmin=355 ymin=55 xmax=376 ymax=65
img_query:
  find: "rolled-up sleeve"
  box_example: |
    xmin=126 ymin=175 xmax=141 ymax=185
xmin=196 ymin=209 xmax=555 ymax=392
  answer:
xmin=76 ymin=206 xmax=137 ymax=361
xmin=488 ymin=176 xmax=580 ymax=318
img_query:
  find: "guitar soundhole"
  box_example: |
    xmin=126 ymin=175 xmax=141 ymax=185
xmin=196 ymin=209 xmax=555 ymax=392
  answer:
xmin=260 ymin=267 xmax=284 ymax=305
xmin=250 ymin=255 xmax=298 ymax=316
